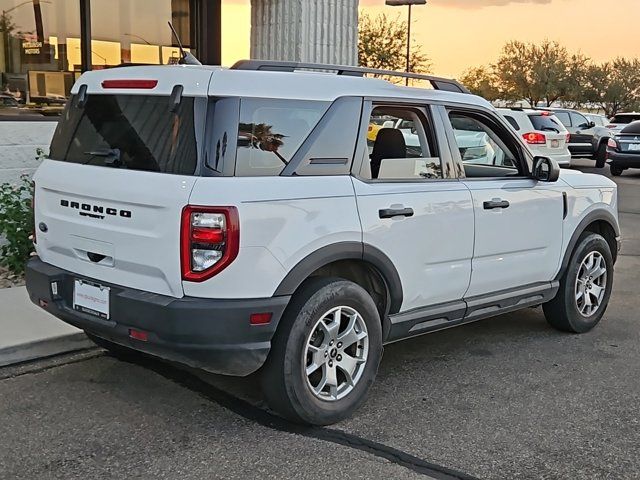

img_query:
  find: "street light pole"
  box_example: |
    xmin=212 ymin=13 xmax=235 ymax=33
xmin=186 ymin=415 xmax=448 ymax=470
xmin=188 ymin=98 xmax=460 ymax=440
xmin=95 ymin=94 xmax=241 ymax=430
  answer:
xmin=385 ymin=0 xmax=427 ymax=86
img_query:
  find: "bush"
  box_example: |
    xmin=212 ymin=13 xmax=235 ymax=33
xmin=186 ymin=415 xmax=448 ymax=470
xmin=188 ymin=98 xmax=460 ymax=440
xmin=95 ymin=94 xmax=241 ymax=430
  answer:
xmin=0 ymin=173 xmax=34 ymax=275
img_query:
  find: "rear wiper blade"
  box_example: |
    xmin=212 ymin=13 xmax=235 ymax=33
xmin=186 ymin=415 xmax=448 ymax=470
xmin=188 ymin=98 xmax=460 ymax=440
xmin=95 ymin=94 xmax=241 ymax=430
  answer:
xmin=82 ymin=148 xmax=124 ymax=167
xmin=541 ymin=127 xmax=560 ymax=133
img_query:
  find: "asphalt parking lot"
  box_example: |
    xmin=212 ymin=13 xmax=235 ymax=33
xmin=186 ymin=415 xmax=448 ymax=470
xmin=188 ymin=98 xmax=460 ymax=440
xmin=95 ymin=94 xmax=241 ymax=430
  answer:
xmin=1 ymin=159 xmax=639 ymax=480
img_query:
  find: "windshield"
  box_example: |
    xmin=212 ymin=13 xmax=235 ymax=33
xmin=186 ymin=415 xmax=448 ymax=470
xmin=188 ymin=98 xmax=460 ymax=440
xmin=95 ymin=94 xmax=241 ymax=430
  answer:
xmin=49 ymin=94 xmax=203 ymax=175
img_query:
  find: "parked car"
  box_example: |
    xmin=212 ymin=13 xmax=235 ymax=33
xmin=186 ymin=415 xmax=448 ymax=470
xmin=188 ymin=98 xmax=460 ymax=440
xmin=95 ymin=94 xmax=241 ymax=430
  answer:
xmin=537 ymin=107 xmax=606 ymax=159
xmin=586 ymin=113 xmax=609 ymax=127
xmin=606 ymin=113 xmax=640 ymax=133
xmin=26 ymin=61 xmax=620 ymax=426
xmin=498 ymin=108 xmax=571 ymax=166
xmin=606 ymin=120 xmax=640 ymax=176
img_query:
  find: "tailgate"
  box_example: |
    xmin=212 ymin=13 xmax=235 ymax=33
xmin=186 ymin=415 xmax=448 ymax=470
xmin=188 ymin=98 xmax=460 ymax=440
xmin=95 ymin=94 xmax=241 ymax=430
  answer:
xmin=34 ymin=160 xmax=195 ymax=297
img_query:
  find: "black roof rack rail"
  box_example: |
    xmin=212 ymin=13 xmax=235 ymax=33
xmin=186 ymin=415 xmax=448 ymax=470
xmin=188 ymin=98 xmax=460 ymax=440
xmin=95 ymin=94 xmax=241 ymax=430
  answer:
xmin=230 ymin=59 xmax=471 ymax=94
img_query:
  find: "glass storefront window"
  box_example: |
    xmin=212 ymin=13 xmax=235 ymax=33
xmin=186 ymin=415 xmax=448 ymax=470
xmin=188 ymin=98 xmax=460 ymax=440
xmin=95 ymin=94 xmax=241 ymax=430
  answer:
xmin=0 ymin=0 xmax=80 ymax=116
xmin=90 ymin=0 xmax=192 ymax=68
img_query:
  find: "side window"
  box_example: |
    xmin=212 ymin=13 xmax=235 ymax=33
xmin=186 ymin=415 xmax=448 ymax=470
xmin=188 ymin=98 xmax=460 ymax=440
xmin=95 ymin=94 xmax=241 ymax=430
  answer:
xmin=570 ymin=112 xmax=589 ymax=129
xmin=235 ymin=98 xmax=329 ymax=176
xmin=448 ymin=111 xmax=521 ymax=178
xmin=365 ymin=106 xmax=442 ymax=180
xmin=503 ymin=115 xmax=520 ymax=131
xmin=554 ymin=111 xmax=571 ymax=128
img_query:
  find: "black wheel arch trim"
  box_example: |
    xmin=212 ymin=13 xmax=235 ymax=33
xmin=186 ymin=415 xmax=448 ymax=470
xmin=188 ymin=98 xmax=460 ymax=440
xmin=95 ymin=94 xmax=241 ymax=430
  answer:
xmin=273 ymin=241 xmax=403 ymax=314
xmin=556 ymin=209 xmax=620 ymax=281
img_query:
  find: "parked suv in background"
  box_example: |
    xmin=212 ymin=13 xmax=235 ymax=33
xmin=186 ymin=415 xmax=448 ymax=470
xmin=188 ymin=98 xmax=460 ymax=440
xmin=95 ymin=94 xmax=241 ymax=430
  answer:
xmin=26 ymin=61 xmax=620 ymax=425
xmin=606 ymin=120 xmax=640 ymax=176
xmin=539 ymin=107 xmax=613 ymax=166
xmin=606 ymin=113 xmax=640 ymax=133
xmin=498 ymin=108 xmax=571 ymax=166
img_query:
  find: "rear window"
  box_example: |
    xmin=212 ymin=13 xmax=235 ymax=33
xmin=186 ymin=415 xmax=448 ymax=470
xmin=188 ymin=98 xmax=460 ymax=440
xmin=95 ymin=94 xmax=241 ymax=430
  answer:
xmin=611 ymin=114 xmax=640 ymax=124
xmin=529 ymin=114 xmax=564 ymax=132
xmin=49 ymin=95 xmax=203 ymax=175
xmin=235 ymin=98 xmax=329 ymax=176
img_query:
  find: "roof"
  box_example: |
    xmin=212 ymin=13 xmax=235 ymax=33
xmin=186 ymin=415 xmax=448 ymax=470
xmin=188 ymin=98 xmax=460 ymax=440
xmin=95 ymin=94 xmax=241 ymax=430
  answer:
xmin=71 ymin=64 xmax=491 ymax=108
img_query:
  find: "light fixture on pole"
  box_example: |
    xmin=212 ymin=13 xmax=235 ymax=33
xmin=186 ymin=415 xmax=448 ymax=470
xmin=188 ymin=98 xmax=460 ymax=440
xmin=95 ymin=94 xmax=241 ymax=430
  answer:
xmin=385 ymin=0 xmax=427 ymax=85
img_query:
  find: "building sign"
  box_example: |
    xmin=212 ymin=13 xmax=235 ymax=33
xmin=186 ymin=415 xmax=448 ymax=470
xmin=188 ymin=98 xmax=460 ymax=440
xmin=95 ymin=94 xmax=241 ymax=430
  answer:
xmin=21 ymin=40 xmax=52 ymax=64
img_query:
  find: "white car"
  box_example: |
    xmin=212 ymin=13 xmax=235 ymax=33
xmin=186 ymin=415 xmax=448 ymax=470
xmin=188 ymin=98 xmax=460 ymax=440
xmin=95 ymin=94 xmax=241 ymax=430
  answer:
xmin=26 ymin=60 xmax=620 ymax=426
xmin=498 ymin=108 xmax=571 ymax=166
xmin=606 ymin=113 xmax=640 ymax=133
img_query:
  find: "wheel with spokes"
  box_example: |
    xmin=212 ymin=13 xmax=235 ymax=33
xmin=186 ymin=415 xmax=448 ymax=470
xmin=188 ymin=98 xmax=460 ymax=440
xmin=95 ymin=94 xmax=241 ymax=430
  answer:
xmin=543 ymin=232 xmax=614 ymax=333
xmin=261 ymin=277 xmax=382 ymax=425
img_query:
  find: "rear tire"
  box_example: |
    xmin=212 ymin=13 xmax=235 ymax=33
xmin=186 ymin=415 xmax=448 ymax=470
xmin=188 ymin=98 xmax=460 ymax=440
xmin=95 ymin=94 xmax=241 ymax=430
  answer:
xmin=610 ymin=164 xmax=624 ymax=176
xmin=543 ymin=233 xmax=613 ymax=333
xmin=595 ymin=142 xmax=607 ymax=168
xmin=261 ymin=277 xmax=383 ymax=425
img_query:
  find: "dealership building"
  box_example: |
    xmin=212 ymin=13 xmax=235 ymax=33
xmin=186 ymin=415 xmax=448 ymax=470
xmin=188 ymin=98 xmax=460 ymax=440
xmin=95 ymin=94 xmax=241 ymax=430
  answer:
xmin=0 ymin=0 xmax=359 ymax=182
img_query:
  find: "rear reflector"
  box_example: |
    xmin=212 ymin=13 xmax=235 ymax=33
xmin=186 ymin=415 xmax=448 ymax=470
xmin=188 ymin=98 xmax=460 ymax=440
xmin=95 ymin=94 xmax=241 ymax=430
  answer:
xmin=102 ymin=79 xmax=158 ymax=89
xmin=129 ymin=329 xmax=148 ymax=341
xmin=250 ymin=313 xmax=273 ymax=325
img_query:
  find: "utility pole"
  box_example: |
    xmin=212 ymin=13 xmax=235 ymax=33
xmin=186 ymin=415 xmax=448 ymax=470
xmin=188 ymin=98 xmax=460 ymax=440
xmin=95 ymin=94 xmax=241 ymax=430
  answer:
xmin=385 ymin=0 xmax=427 ymax=86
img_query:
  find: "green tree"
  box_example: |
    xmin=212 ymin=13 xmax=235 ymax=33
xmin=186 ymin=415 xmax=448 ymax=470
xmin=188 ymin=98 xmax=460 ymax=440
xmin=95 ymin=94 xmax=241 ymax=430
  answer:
xmin=582 ymin=59 xmax=640 ymax=117
xmin=358 ymin=13 xmax=431 ymax=79
xmin=494 ymin=40 xmax=583 ymax=107
xmin=459 ymin=65 xmax=502 ymax=101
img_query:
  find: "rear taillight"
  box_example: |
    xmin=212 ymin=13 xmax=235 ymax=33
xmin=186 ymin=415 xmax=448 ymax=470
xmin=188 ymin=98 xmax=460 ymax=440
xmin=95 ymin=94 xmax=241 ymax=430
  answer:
xmin=181 ymin=206 xmax=239 ymax=282
xmin=565 ymin=133 xmax=571 ymax=143
xmin=607 ymin=138 xmax=618 ymax=149
xmin=523 ymin=132 xmax=546 ymax=145
xmin=606 ymin=124 xmax=616 ymax=129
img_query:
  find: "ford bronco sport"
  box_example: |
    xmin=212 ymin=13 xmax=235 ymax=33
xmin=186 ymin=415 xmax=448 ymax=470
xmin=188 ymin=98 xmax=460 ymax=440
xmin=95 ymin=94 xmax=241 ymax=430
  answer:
xmin=26 ymin=60 xmax=620 ymax=425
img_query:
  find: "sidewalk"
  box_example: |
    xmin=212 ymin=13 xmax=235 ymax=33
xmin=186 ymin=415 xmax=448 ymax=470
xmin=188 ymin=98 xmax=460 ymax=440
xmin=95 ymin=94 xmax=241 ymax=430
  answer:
xmin=0 ymin=286 xmax=93 ymax=367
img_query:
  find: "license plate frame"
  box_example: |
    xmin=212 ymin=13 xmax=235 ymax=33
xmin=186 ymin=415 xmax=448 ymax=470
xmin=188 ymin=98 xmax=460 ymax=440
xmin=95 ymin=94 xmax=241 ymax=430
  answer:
xmin=550 ymin=139 xmax=560 ymax=148
xmin=73 ymin=279 xmax=110 ymax=320
xmin=627 ymin=143 xmax=640 ymax=151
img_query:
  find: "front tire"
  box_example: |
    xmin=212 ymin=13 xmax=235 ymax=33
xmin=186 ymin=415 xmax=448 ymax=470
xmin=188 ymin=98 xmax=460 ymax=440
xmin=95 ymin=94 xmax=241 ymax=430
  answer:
xmin=610 ymin=164 xmax=624 ymax=176
xmin=595 ymin=142 xmax=607 ymax=168
xmin=261 ymin=277 xmax=383 ymax=425
xmin=543 ymin=233 xmax=613 ymax=333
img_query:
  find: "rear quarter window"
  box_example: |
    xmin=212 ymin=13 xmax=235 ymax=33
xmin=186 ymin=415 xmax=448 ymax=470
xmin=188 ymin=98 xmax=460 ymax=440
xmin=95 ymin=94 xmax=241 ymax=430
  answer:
xmin=503 ymin=115 xmax=520 ymax=131
xmin=235 ymin=98 xmax=329 ymax=176
xmin=553 ymin=111 xmax=571 ymax=127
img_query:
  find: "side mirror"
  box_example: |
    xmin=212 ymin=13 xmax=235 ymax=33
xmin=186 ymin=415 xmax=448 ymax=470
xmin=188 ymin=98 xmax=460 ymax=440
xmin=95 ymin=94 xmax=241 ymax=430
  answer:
xmin=588 ymin=121 xmax=596 ymax=128
xmin=532 ymin=156 xmax=560 ymax=182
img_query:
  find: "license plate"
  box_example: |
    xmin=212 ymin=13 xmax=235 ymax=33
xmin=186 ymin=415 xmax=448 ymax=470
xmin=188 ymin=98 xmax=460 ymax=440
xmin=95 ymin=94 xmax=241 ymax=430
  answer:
xmin=627 ymin=143 xmax=640 ymax=151
xmin=551 ymin=139 xmax=560 ymax=148
xmin=73 ymin=279 xmax=110 ymax=319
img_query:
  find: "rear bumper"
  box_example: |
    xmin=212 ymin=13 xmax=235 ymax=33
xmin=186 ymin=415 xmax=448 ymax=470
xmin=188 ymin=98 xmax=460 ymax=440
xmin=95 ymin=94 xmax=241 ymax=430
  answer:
xmin=25 ymin=257 xmax=290 ymax=376
xmin=607 ymin=150 xmax=640 ymax=168
xmin=549 ymin=151 xmax=571 ymax=166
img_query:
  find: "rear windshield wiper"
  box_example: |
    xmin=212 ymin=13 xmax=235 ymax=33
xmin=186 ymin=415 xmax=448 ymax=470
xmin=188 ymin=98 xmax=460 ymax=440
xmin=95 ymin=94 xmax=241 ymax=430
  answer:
xmin=82 ymin=148 xmax=124 ymax=168
xmin=541 ymin=127 xmax=560 ymax=133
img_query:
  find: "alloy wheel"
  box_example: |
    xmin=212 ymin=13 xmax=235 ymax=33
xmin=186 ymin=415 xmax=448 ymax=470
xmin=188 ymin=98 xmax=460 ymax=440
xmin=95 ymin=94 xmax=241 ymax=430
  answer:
xmin=304 ymin=306 xmax=369 ymax=401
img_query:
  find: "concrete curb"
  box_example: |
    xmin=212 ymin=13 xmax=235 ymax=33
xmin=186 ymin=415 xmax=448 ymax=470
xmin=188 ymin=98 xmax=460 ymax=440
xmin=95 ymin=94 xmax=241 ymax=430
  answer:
xmin=0 ymin=333 xmax=95 ymax=368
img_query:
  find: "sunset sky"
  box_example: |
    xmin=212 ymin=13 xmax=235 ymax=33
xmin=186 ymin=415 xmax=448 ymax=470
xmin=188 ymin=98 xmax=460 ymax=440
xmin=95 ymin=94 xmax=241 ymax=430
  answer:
xmin=221 ymin=0 xmax=640 ymax=79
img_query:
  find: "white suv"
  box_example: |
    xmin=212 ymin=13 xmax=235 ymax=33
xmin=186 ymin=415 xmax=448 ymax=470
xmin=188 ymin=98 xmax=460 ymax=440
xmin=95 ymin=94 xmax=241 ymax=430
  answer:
xmin=26 ymin=61 xmax=621 ymax=425
xmin=498 ymin=108 xmax=571 ymax=166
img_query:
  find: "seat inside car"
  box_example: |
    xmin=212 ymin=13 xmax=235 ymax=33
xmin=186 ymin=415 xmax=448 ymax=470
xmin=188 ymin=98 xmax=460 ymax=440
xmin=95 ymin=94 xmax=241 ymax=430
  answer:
xmin=370 ymin=128 xmax=406 ymax=179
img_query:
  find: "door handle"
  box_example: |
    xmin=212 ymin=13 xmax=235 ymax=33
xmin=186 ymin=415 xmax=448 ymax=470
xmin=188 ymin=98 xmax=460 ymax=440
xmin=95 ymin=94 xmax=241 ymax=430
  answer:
xmin=483 ymin=199 xmax=510 ymax=210
xmin=379 ymin=207 xmax=414 ymax=219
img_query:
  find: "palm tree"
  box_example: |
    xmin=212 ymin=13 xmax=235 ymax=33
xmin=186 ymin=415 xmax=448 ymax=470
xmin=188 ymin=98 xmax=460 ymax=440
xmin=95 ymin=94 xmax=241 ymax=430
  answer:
xmin=239 ymin=122 xmax=288 ymax=165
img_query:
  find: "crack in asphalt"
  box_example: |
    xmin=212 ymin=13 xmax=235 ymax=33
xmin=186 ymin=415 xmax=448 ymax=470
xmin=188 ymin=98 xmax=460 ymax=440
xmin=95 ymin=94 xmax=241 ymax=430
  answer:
xmin=1 ymin=350 xmax=480 ymax=479
xmin=117 ymin=353 xmax=481 ymax=480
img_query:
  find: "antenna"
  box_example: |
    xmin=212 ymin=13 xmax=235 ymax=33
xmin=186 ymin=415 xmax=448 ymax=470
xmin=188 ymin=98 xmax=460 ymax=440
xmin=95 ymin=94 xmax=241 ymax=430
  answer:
xmin=167 ymin=22 xmax=202 ymax=65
